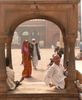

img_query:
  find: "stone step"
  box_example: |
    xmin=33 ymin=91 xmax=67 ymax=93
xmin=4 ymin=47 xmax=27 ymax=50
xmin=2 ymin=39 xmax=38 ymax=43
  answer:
xmin=0 ymin=82 xmax=80 ymax=100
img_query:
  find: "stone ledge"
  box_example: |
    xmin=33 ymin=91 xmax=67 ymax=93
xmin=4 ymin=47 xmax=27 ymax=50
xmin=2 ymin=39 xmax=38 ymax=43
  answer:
xmin=0 ymin=92 xmax=79 ymax=100
xmin=0 ymin=0 xmax=80 ymax=4
xmin=0 ymin=82 xmax=80 ymax=100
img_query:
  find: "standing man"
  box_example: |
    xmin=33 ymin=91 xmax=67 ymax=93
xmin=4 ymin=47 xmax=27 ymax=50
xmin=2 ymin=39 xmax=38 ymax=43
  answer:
xmin=31 ymin=38 xmax=41 ymax=70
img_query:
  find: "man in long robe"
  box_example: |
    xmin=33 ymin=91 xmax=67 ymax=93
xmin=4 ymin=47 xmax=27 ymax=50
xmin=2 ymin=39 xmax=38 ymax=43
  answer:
xmin=31 ymin=39 xmax=41 ymax=70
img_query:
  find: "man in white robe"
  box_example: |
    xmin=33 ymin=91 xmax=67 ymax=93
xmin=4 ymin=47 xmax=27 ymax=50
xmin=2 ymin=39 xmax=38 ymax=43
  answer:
xmin=31 ymin=39 xmax=41 ymax=69
xmin=44 ymin=55 xmax=66 ymax=89
xmin=32 ymin=42 xmax=38 ymax=68
xmin=6 ymin=67 xmax=16 ymax=90
xmin=6 ymin=58 xmax=20 ymax=90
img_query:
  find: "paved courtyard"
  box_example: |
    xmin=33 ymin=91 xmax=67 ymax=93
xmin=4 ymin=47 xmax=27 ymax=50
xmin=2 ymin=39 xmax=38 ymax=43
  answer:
xmin=11 ymin=49 xmax=82 ymax=96
xmin=12 ymin=49 xmax=82 ymax=81
xmin=11 ymin=49 xmax=56 ymax=93
xmin=12 ymin=49 xmax=55 ymax=81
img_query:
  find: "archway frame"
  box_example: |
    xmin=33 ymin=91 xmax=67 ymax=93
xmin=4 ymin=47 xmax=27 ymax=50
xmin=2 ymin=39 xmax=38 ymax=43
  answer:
xmin=0 ymin=0 xmax=80 ymax=99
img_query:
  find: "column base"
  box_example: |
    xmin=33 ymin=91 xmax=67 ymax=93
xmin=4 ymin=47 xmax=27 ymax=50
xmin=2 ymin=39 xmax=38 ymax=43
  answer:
xmin=0 ymin=81 xmax=8 ymax=93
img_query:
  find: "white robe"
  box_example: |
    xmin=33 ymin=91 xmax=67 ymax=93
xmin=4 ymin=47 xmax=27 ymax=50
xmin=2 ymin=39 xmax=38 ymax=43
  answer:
xmin=32 ymin=44 xmax=38 ymax=67
xmin=6 ymin=67 xmax=16 ymax=90
xmin=44 ymin=63 xmax=66 ymax=89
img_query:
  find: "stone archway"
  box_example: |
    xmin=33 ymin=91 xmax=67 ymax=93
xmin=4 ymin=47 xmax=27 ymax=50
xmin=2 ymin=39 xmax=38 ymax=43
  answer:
xmin=0 ymin=0 xmax=80 ymax=100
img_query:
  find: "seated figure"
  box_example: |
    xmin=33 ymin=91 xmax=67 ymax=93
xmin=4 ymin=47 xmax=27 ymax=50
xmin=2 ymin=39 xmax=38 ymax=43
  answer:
xmin=6 ymin=57 xmax=20 ymax=90
xmin=44 ymin=55 xmax=67 ymax=89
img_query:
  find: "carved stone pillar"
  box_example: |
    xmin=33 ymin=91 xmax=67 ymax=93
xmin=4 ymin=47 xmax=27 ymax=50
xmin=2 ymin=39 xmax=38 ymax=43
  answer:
xmin=66 ymin=36 xmax=77 ymax=91
xmin=63 ymin=39 xmax=69 ymax=68
xmin=0 ymin=43 xmax=8 ymax=92
xmin=6 ymin=42 xmax=13 ymax=69
xmin=68 ymin=43 xmax=76 ymax=80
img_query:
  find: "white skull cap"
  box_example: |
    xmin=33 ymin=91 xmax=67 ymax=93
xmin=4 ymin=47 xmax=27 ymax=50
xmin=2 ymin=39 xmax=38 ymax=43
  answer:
xmin=32 ymin=38 xmax=36 ymax=41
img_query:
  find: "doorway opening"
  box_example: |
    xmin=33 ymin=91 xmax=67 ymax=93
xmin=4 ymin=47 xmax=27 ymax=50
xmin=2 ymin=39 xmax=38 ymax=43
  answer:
xmin=11 ymin=19 xmax=62 ymax=83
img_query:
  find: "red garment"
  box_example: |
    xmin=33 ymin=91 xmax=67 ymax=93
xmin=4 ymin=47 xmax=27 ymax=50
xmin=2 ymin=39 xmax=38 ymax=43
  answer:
xmin=22 ymin=40 xmax=32 ymax=77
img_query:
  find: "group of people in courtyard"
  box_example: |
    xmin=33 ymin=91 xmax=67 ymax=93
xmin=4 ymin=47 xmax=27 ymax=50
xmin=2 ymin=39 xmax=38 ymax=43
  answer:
xmin=6 ymin=38 xmax=41 ymax=90
xmin=20 ymin=38 xmax=41 ymax=82
xmin=5 ymin=43 xmax=82 ymax=91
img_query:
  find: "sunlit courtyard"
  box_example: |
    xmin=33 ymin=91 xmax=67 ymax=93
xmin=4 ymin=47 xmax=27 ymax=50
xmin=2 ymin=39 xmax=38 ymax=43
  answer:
xmin=12 ymin=49 xmax=82 ymax=82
